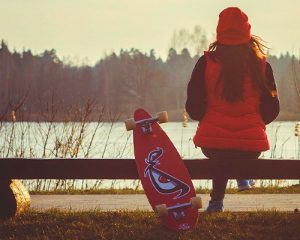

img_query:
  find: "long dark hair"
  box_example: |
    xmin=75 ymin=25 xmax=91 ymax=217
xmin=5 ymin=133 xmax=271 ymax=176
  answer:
xmin=208 ymin=35 xmax=268 ymax=102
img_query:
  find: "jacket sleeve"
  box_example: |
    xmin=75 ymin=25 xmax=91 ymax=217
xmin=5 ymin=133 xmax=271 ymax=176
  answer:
xmin=185 ymin=55 xmax=207 ymax=121
xmin=260 ymin=62 xmax=280 ymax=124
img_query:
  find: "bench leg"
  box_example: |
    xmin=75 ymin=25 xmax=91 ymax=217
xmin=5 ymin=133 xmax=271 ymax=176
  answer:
xmin=0 ymin=179 xmax=31 ymax=219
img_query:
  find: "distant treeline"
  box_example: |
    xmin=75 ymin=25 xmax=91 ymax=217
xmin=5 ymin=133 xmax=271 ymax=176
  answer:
xmin=0 ymin=40 xmax=299 ymax=122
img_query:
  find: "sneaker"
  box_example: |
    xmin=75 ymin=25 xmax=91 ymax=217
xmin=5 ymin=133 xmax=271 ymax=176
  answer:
xmin=237 ymin=179 xmax=251 ymax=192
xmin=248 ymin=179 xmax=255 ymax=186
xmin=205 ymin=200 xmax=224 ymax=213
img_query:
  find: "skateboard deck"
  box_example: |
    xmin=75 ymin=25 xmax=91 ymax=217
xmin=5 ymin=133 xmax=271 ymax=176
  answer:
xmin=126 ymin=108 xmax=201 ymax=231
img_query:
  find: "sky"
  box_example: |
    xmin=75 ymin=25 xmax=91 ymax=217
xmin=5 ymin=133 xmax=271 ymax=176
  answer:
xmin=1 ymin=0 xmax=300 ymax=65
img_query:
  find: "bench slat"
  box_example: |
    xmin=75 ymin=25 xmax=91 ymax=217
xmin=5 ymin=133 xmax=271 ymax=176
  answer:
xmin=0 ymin=158 xmax=300 ymax=179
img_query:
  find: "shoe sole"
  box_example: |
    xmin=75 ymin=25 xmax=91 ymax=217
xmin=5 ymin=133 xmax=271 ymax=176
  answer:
xmin=237 ymin=185 xmax=251 ymax=192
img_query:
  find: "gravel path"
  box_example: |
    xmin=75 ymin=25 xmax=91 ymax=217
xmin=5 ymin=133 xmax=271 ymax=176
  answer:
xmin=30 ymin=194 xmax=300 ymax=212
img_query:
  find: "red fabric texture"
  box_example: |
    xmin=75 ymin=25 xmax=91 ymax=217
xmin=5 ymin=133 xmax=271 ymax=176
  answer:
xmin=217 ymin=7 xmax=251 ymax=45
xmin=193 ymin=52 xmax=269 ymax=152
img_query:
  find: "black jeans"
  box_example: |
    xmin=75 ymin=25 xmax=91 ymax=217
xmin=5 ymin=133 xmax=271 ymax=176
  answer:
xmin=201 ymin=148 xmax=261 ymax=200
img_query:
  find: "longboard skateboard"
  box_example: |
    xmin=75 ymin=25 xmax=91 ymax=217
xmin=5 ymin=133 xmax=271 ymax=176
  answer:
xmin=125 ymin=108 xmax=202 ymax=231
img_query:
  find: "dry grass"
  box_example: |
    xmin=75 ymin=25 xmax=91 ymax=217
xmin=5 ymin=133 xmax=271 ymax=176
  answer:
xmin=0 ymin=210 xmax=299 ymax=240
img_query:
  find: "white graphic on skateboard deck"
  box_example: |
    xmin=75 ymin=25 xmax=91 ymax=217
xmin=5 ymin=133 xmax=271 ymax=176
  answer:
xmin=144 ymin=147 xmax=190 ymax=199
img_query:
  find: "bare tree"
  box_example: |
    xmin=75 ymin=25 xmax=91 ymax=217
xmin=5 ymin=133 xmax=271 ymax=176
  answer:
xmin=169 ymin=25 xmax=208 ymax=56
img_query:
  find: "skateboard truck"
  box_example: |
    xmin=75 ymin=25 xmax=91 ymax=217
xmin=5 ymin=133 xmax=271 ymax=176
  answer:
xmin=155 ymin=197 xmax=202 ymax=219
xmin=125 ymin=111 xmax=168 ymax=134
xmin=136 ymin=118 xmax=156 ymax=134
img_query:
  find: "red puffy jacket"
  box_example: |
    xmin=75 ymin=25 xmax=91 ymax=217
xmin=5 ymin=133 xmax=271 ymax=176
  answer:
xmin=193 ymin=52 xmax=269 ymax=151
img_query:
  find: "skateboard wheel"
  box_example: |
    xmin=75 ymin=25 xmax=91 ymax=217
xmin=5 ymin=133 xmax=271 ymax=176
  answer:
xmin=190 ymin=197 xmax=202 ymax=210
xmin=124 ymin=118 xmax=136 ymax=131
xmin=155 ymin=204 xmax=168 ymax=217
xmin=157 ymin=111 xmax=168 ymax=124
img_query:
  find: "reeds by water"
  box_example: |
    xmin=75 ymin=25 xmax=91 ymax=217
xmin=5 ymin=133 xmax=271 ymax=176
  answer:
xmin=1 ymin=101 xmax=299 ymax=192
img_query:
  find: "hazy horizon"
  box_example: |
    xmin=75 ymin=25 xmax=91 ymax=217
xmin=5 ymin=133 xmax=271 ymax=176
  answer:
xmin=1 ymin=0 xmax=300 ymax=65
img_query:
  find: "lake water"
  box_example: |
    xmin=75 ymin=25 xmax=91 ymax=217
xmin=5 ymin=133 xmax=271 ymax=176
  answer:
xmin=1 ymin=121 xmax=299 ymax=190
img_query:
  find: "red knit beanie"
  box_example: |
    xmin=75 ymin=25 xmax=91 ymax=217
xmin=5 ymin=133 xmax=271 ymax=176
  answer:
xmin=217 ymin=7 xmax=251 ymax=45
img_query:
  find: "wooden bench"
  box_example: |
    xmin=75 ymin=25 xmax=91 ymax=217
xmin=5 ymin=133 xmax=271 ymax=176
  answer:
xmin=0 ymin=158 xmax=300 ymax=218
